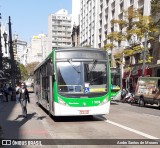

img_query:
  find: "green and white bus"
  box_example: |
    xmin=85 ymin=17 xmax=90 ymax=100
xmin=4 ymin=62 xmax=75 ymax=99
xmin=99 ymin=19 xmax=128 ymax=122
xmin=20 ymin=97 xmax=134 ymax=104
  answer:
xmin=34 ymin=47 xmax=111 ymax=116
xmin=110 ymin=68 xmax=121 ymax=100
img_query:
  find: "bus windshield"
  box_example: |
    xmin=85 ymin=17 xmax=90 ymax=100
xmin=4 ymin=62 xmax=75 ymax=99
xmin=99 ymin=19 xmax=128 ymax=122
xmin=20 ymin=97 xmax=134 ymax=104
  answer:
xmin=57 ymin=62 xmax=83 ymax=92
xmin=57 ymin=61 xmax=107 ymax=94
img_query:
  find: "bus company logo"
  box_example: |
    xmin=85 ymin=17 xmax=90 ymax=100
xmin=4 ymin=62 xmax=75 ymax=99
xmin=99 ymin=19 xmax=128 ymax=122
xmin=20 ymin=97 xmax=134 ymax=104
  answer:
xmin=79 ymin=110 xmax=89 ymax=114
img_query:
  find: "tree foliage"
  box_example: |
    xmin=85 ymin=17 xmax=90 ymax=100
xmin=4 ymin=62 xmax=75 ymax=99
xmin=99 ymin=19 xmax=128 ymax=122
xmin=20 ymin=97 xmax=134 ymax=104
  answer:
xmin=19 ymin=64 xmax=28 ymax=81
xmin=25 ymin=62 xmax=39 ymax=76
xmin=151 ymin=0 xmax=160 ymax=27
xmin=2 ymin=57 xmax=11 ymax=80
xmin=104 ymin=7 xmax=159 ymax=64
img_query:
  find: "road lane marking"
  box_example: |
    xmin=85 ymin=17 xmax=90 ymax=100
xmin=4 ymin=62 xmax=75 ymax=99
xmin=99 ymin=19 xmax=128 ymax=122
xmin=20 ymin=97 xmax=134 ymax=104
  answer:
xmin=143 ymin=113 xmax=160 ymax=118
xmin=106 ymin=120 xmax=159 ymax=139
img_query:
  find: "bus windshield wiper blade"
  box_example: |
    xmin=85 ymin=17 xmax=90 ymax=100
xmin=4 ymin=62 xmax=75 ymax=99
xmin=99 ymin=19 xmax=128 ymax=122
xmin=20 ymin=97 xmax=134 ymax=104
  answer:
xmin=88 ymin=60 xmax=97 ymax=77
xmin=68 ymin=59 xmax=81 ymax=73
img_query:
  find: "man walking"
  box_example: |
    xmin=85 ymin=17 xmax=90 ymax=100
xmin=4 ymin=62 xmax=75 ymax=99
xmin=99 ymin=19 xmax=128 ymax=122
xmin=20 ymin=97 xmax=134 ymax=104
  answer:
xmin=19 ymin=83 xmax=30 ymax=118
xmin=3 ymin=84 xmax=9 ymax=102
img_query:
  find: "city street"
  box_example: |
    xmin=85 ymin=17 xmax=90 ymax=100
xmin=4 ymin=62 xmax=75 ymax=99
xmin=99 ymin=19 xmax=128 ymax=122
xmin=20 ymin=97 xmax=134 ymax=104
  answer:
xmin=0 ymin=93 xmax=160 ymax=148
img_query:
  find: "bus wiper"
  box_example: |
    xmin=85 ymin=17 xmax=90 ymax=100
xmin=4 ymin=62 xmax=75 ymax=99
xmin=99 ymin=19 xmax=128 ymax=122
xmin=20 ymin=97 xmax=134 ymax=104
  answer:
xmin=68 ymin=59 xmax=81 ymax=73
xmin=88 ymin=60 xmax=97 ymax=75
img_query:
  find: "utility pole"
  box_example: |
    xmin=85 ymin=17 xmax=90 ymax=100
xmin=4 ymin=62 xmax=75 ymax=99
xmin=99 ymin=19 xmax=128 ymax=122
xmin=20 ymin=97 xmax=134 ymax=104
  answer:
xmin=8 ymin=16 xmax=16 ymax=100
xmin=0 ymin=13 xmax=3 ymax=72
xmin=142 ymin=32 xmax=148 ymax=77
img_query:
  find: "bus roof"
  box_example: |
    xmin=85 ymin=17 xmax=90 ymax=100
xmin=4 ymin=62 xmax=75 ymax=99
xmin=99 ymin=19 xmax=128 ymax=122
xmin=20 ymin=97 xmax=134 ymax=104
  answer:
xmin=53 ymin=47 xmax=105 ymax=52
xmin=34 ymin=47 xmax=107 ymax=72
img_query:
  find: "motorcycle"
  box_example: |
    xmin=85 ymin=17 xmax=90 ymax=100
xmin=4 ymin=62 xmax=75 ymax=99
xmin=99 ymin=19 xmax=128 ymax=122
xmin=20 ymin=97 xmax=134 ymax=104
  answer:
xmin=121 ymin=89 xmax=127 ymax=101
xmin=121 ymin=91 xmax=134 ymax=103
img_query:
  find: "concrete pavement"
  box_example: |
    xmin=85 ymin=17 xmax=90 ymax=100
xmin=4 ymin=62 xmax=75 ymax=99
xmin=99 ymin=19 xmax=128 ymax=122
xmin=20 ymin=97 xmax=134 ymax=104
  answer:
xmin=0 ymin=94 xmax=58 ymax=148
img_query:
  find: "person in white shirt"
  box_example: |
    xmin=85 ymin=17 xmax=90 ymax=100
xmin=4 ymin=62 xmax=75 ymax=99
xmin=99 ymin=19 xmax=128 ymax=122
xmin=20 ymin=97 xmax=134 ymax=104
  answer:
xmin=15 ymin=84 xmax=20 ymax=103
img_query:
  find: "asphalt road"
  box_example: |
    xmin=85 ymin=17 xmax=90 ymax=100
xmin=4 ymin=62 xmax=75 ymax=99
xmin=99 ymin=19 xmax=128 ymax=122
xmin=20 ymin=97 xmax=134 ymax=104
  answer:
xmin=29 ymin=93 xmax=160 ymax=148
xmin=1 ymin=93 xmax=159 ymax=148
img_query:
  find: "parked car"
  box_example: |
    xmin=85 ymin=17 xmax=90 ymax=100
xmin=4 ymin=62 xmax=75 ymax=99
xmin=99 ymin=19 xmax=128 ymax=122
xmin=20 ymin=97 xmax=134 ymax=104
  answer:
xmin=134 ymin=77 xmax=160 ymax=108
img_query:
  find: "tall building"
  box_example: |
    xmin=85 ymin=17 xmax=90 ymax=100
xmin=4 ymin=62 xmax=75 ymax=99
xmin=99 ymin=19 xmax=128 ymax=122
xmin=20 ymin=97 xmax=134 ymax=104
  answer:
xmin=71 ymin=0 xmax=80 ymax=47
xmin=97 ymin=0 xmax=151 ymax=49
xmin=80 ymin=0 xmax=151 ymax=48
xmin=80 ymin=0 xmax=99 ymax=48
xmin=27 ymin=34 xmax=48 ymax=64
xmin=72 ymin=0 xmax=80 ymax=27
xmin=48 ymin=9 xmax=72 ymax=50
xmin=14 ymin=39 xmax=27 ymax=65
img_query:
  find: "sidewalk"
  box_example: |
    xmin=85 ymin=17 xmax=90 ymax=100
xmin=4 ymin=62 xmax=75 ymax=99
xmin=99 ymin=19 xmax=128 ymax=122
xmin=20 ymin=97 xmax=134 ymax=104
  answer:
xmin=0 ymin=94 xmax=57 ymax=148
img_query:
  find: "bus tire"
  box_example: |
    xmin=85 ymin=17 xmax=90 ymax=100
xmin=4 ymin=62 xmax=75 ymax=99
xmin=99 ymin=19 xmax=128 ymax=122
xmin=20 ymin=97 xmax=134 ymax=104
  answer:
xmin=139 ymin=98 xmax=145 ymax=107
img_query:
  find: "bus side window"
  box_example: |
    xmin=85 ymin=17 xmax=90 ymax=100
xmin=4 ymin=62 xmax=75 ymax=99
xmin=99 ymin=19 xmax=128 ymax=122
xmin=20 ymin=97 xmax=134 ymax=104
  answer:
xmin=47 ymin=60 xmax=54 ymax=76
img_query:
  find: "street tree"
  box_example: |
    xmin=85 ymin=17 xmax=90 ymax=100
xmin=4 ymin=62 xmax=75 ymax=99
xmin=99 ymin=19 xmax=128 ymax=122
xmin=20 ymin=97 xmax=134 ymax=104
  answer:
xmin=104 ymin=7 xmax=158 ymax=70
xmin=25 ymin=62 xmax=39 ymax=76
xmin=2 ymin=57 xmax=11 ymax=80
xmin=19 ymin=64 xmax=28 ymax=81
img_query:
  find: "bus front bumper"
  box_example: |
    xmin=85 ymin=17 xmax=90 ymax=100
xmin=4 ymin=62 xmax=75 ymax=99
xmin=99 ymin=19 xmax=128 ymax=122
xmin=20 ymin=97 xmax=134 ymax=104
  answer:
xmin=53 ymin=101 xmax=110 ymax=116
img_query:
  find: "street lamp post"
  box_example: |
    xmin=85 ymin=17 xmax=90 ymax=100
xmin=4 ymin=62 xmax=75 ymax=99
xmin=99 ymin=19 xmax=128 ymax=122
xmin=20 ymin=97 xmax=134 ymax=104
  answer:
xmin=3 ymin=16 xmax=16 ymax=101
xmin=9 ymin=16 xmax=16 ymax=100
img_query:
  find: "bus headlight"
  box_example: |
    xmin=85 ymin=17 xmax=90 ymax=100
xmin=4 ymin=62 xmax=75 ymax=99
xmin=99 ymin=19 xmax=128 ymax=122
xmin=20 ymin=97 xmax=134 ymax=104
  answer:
xmin=99 ymin=97 xmax=108 ymax=106
xmin=58 ymin=97 xmax=69 ymax=106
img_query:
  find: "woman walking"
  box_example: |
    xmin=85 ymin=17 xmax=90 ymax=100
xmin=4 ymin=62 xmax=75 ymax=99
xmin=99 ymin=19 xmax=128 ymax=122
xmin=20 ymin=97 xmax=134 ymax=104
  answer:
xmin=19 ymin=83 xmax=30 ymax=118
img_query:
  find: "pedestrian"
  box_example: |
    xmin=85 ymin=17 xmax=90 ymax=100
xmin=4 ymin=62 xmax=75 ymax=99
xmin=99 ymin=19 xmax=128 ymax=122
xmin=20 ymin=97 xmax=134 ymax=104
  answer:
xmin=15 ymin=84 xmax=20 ymax=103
xmin=8 ymin=84 xmax=13 ymax=101
xmin=0 ymin=84 xmax=3 ymax=102
xmin=3 ymin=84 xmax=9 ymax=102
xmin=19 ymin=83 xmax=30 ymax=118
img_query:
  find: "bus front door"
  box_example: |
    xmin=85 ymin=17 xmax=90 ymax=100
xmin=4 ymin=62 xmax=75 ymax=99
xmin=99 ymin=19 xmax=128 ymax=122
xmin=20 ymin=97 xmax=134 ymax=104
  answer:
xmin=49 ymin=75 xmax=54 ymax=115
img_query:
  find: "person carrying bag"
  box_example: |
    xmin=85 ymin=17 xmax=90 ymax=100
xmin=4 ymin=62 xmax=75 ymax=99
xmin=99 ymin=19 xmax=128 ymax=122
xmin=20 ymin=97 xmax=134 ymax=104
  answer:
xmin=19 ymin=83 xmax=30 ymax=118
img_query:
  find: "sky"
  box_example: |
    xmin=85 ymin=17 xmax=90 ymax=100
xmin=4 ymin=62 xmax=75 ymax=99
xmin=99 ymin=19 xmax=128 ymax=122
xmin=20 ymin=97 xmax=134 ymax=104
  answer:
xmin=0 ymin=0 xmax=72 ymax=43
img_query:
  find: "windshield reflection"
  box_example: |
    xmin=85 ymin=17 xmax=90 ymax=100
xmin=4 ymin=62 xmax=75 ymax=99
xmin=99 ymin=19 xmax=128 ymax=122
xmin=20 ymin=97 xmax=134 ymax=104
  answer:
xmin=57 ymin=61 xmax=107 ymax=94
xmin=57 ymin=62 xmax=83 ymax=92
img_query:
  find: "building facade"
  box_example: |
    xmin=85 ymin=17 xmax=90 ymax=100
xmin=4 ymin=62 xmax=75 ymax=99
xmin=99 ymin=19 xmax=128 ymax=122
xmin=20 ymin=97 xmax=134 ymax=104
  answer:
xmin=79 ymin=0 xmax=151 ymax=48
xmin=80 ymin=0 xmax=99 ymax=48
xmin=71 ymin=25 xmax=80 ymax=47
xmin=27 ymin=34 xmax=48 ymax=64
xmin=79 ymin=0 xmax=160 ymax=91
xmin=48 ymin=9 xmax=72 ymax=50
xmin=97 ymin=0 xmax=151 ymax=49
xmin=72 ymin=0 xmax=81 ymax=27
xmin=71 ymin=0 xmax=80 ymax=47
xmin=14 ymin=40 xmax=27 ymax=65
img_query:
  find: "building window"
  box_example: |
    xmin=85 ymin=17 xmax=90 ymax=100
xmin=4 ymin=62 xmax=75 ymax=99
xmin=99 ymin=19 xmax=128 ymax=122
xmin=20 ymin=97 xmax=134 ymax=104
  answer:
xmin=120 ymin=3 xmax=123 ymax=12
xmin=130 ymin=0 xmax=134 ymax=5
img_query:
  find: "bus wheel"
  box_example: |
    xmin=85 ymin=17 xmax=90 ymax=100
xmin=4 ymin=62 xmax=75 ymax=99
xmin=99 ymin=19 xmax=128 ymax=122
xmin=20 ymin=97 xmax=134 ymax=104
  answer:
xmin=139 ymin=98 xmax=145 ymax=107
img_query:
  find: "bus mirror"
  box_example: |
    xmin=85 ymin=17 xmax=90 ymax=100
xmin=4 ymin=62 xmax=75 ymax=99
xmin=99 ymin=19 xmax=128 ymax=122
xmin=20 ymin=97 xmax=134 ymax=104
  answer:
xmin=47 ymin=63 xmax=54 ymax=75
xmin=53 ymin=74 xmax=56 ymax=81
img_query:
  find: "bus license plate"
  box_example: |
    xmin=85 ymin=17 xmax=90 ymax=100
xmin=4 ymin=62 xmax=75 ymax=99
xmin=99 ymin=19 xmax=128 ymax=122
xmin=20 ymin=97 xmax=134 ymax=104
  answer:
xmin=79 ymin=110 xmax=89 ymax=114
